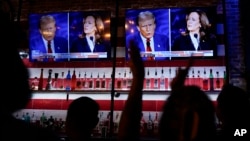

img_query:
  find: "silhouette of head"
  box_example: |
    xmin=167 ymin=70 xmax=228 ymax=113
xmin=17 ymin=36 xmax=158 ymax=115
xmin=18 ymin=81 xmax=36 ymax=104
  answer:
xmin=216 ymin=84 xmax=250 ymax=128
xmin=159 ymin=85 xmax=216 ymax=141
xmin=65 ymin=96 xmax=100 ymax=140
xmin=1 ymin=1 xmax=31 ymax=115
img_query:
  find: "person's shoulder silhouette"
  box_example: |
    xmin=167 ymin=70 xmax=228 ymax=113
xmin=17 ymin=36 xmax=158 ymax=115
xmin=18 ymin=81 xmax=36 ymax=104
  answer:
xmin=0 ymin=2 xmax=60 ymax=141
xmin=65 ymin=96 xmax=100 ymax=141
xmin=216 ymin=84 xmax=250 ymax=141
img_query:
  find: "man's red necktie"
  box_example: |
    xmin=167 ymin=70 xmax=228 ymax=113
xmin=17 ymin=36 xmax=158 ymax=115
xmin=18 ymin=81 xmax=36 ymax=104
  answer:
xmin=47 ymin=41 xmax=52 ymax=53
xmin=47 ymin=41 xmax=54 ymax=61
xmin=146 ymin=38 xmax=154 ymax=60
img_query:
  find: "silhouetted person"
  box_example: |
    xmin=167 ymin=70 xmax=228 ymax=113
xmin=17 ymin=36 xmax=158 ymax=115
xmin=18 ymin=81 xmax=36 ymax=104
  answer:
xmin=159 ymin=85 xmax=217 ymax=141
xmin=118 ymin=55 xmax=217 ymax=141
xmin=0 ymin=1 xmax=60 ymax=141
xmin=65 ymin=96 xmax=100 ymax=141
xmin=118 ymin=41 xmax=145 ymax=141
xmin=159 ymin=58 xmax=217 ymax=141
xmin=216 ymin=84 xmax=250 ymax=141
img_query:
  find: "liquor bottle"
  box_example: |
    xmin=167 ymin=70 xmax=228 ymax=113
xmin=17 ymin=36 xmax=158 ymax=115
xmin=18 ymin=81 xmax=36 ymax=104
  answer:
xmin=168 ymin=67 xmax=172 ymax=90
xmin=59 ymin=71 xmax=65 ymax=90
xmin=215 ymin=71 xmax=221 ymax=90
xmin=122 ymin=70 xmax=127 ymax=89
xmin=116 ymin=72 xmax=122 ymax=89
xmin=160 ymin=67 xmax=165 ymax=90
xmin=153 ymin=112 xmax=159 ymax=136
xmin=223 ymin=71 xmax=227 ymax=85
xmin=53 ymin=73 xmax=59 ymax=90
xmin=147 ymin=113 xmax=154 ymax=136
xmin=108 ymin=73 xmax=113 ymax=90
xmin=46 ymin=69 xmax=52 ymax=90
xmin=146 ymin=69 xmax=151 ymax=89
xmin=154 ymin=69 xmax=159 ymax=89
xmin=113 ymin=112 xmax=120 ymax=134
xmin=191 ymin=68 xmax=195 ymax=85
xmin=71 ymin=69 xmax=76 ymax=91
xmin=38 ymin=68 xmax=44 ymax=90
xmin=82 ymin=72 xmax=87 ymax=88
xmin=140 ymin=113 xmax=147 ymax=136
xmin=101 ymin=73 xmax=106 ymax=89
xmin=127 ymin=71 xmax=132 ymax=88
xmin=197 ymin=70 xmax=201 ymax=88
xmin=95 ymin=73 xmax=100 ymax=89
xmin=209 ymin=69 xmax=214 ymax=91
xmin=65 ymin=70 xmax=71 ymax=90
xmin=89 ymin=73 xmax=93 ymax=89
xmin=202 ymin=68 xmax=209 ymax=91
xmin=76 ymin=72 xmax=82 ymax=89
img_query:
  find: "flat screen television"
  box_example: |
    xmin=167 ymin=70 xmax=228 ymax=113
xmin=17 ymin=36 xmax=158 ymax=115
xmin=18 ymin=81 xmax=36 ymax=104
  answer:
xmin=125 ymin=7 xmax=218 ymax=61
xmin=28 ymin=11 xmax=111 ymax=62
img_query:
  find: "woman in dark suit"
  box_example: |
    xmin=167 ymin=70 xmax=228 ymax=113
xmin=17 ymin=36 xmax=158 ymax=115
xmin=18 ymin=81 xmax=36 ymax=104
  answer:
xmin=70 ymin=14 xmax=108 ymax=53
xmin=171 ymin=9 xmax=217 ymax=52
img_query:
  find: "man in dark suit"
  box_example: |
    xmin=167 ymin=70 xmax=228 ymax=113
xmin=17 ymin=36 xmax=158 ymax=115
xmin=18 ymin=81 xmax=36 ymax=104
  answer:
xmin=30 ymin=15 xmax=69 ymax=62
xmin=126 ymin=11 xmax=170 ymax=61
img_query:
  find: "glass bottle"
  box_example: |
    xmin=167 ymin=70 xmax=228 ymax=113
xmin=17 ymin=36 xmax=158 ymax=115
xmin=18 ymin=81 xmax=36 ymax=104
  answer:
xmin=38 ymin=68 xmax=44 ymax=90
xmin=202 ymin=68 xmax=208 ymax=91
xmin=46 ymin=69 xmax=52 ymax=90
xmin=147 ymin=113 xmax=154 ymax=136
xmin=95 ymin=73 xmax=100 ymax=89
xmin=154 ymin=69 xmax=158 ymax=89
xmin=65 ymin=70 xmax=71 ymax=91
xmin=76 ymin=72 xmax=82 ymax=90
xmin=53 ymin=73 xmax=59 ymax=90
xmin=216 ymin=71 xmax=221 ymax=90
xmin=160 ymin=67 xmax=165 ymax=90
xmin=146 ymin=69 xmax=151 ymax=89
xmin=223 ymin=71 xmax=227 ymax=85
xmin=101 ymin=73 xmax=106 ymax=89
xmin=168 ymin=67 xmax=172 ymax=90
xmin=71 ymin=69 xmax=76 ymax=91
xmin=82 ymin=72 xmax=87 ymax=89
xmin=122 ymin=70 xmax=127 ymax=89
xmin=209 ymin=69 xmax=214 ymax=91
xmin=89 ymin=73 xmax=93 ymax=89
xmin=127 ymin=71 xmax=132 ymax=88
xmin=153 ymin=112 xmax=159 ymax=136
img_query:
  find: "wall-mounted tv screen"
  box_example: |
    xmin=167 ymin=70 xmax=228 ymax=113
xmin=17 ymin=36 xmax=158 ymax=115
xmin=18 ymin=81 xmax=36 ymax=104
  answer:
xmin=125 ymin=7 xmax=218 ymax=61
xmin=28 ymin=11 xmax=111 ymax=62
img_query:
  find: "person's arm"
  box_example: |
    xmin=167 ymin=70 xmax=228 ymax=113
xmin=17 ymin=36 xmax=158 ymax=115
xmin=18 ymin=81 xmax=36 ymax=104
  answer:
xmin=117 ymin=45 xmax=145 ymax=141
xmin=170 ymin=56 xmax=194 ymax=90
